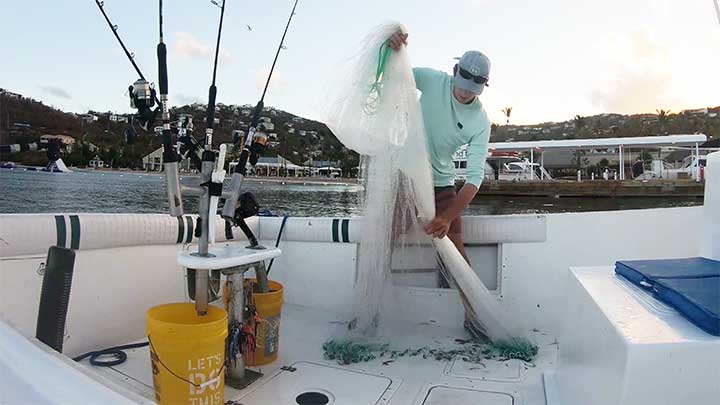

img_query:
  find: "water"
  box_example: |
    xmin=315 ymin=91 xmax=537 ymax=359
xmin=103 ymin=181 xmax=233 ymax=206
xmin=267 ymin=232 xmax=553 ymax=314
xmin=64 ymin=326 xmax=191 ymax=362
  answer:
xmin=0 ymin=169 xmax=702 ymax=216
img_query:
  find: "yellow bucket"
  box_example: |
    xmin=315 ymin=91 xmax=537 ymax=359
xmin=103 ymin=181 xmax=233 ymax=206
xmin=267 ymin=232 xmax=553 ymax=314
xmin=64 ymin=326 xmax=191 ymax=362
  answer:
xmin=245 ymin=279 xmax=284 ymax=366
xmin=147 ymin=303 xmax=227 ymax=405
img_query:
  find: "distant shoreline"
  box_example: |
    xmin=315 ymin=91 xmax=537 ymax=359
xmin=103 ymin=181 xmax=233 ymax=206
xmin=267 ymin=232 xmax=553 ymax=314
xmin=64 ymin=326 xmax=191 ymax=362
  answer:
xmin=71 ymin=167 xmax=360 ymax=186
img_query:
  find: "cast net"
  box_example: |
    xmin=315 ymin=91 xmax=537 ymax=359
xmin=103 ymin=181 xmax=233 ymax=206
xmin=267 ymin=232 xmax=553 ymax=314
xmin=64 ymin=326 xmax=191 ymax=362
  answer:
xmin=325 ymin=23 xmax=525 ymax=346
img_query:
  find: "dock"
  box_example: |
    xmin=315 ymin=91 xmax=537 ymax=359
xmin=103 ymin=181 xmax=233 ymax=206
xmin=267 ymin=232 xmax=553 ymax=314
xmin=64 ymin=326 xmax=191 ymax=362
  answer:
xmin=473 ymin=179 xmax=705 ymax=198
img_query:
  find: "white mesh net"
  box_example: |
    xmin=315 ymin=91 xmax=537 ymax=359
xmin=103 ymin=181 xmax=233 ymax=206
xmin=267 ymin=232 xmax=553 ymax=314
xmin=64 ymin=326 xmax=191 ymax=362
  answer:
xmin=325 ymin=23 xmax=518 ymax=343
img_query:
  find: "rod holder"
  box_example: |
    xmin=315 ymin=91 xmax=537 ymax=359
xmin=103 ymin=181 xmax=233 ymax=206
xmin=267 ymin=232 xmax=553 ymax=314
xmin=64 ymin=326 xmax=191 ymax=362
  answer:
xmin=222 ymin=172 xmax=245 ymax=220
xmin=164 ymin=161 xmax=184 ymax=217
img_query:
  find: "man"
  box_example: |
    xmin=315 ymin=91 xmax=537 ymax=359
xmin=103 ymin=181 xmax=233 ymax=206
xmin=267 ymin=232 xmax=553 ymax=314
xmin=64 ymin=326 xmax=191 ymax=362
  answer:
xmin=387 ymin=31 xmax=492 ymax=262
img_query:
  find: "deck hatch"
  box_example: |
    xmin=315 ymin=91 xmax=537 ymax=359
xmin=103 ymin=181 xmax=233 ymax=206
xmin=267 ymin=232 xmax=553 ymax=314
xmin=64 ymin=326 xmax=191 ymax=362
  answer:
xmin=235 ymin=361 xmax=393 ymax=404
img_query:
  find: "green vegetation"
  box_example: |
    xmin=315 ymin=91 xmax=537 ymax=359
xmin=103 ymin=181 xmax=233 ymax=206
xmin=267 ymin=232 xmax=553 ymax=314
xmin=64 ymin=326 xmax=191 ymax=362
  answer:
xmin=3 ymin=91 xmax=718 ymax=172
xmin=322 ymin=337 xmax=539 ymax=366
xmin=491 ymin=108 xmax=719 ymax=144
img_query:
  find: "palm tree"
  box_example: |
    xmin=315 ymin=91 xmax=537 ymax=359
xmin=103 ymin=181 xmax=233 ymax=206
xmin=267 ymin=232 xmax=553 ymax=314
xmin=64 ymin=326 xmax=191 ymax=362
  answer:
xmin=656 ymin=109 xmax=671 ymax=134
xmin=573 ymin=115 xmax=587 ymax=137
xmin=501 ymin=107 xmax=512 ymax=125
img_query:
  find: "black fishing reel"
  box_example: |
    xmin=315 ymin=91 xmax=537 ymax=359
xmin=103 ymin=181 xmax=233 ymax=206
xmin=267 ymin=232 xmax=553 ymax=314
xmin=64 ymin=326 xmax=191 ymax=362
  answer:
xmin=227 ymin=192 xmax=264 ymax=249
xmin=128 ymin=79 xmax=158 ymax=131
xmin=176 ymin=115 xmax=203 ymax=168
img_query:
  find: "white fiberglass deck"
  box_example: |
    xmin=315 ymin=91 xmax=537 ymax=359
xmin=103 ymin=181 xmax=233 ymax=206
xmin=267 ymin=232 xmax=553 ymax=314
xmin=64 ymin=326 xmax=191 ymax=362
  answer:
xmin=82 ymin=299 xmax=557 ymax=405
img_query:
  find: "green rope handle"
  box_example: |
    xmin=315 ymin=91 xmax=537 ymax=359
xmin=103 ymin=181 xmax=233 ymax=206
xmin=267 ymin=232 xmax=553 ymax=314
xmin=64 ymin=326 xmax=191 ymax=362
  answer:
xmin=374 ymin=43 xmax=391 ymax=86
xmin=364 ymin=43 xmax=392 ymax=115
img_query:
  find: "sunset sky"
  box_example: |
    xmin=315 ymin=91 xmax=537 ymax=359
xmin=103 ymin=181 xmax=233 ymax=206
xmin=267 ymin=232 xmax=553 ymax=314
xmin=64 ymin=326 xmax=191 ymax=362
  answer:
xmin=2 ymin=0 xmax=718 ymax=125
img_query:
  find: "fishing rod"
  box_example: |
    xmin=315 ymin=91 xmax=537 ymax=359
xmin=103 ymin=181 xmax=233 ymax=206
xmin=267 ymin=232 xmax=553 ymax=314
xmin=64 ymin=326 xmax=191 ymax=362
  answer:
xmin=222 ymin=0 xmax=300 ymax=220
xmin=93 ymin=0 xmax=159 ymax=130
xmin=204 ymin=0 xmax=227 ymax=151
xmin=157 ymin=0 xmax=184 ymax=218
xmin=197 ymin=0 xmax=228 ymax=262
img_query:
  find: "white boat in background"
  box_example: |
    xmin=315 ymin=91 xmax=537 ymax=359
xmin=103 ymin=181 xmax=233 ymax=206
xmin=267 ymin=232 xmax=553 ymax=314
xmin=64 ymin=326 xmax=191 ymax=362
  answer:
xmin=1 ymin=152 xmax=719 ymax=405
xmin=636 ymin=154 xmax=710 ymax=180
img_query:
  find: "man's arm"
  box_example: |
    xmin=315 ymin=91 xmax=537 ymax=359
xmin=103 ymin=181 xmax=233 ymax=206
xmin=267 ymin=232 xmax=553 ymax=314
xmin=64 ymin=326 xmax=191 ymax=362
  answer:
xmin=423 ymin=183 xmax=478 ymax=238
xmin=424 ymin=125 xmax=490 ymax=238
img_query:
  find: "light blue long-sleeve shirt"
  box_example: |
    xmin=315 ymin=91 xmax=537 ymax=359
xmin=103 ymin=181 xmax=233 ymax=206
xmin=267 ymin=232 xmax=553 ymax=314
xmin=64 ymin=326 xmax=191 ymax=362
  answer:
xmin=413 ymin=67 xmax=491 ymax=187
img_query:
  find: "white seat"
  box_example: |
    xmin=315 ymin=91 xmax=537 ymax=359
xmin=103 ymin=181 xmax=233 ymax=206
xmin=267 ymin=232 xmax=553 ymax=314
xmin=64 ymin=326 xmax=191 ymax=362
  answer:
xmin=546 ymin=266 xmax=720 ymax=405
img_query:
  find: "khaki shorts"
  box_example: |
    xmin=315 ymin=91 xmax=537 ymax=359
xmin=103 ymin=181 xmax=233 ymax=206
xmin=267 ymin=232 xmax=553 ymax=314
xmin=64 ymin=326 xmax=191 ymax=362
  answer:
xmin=434 ymin=186 xmax=463 ymax=235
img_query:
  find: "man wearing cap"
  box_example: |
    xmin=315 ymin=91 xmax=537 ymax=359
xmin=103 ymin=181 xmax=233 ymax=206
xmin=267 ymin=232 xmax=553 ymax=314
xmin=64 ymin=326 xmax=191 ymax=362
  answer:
xmin=387 ymin=31 xmax=491 ymax=262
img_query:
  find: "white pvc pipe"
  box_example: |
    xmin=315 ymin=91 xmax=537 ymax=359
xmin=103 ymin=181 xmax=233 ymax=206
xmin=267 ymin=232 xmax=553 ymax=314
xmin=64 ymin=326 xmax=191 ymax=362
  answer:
xmin=695 ymin=143 xmax=700 ymax=182
xmin=530 ymin=149 xmax=535 ymax=180
xmin=699 ymin=152 xmax=720 ymax=260
xmin=619 ymin=145 xmax=624 ymax=180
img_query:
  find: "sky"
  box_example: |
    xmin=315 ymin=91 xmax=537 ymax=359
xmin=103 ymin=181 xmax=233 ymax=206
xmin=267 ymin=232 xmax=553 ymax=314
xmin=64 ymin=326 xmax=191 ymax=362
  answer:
xmin=1 ymin=0 xmax=719 ymax=125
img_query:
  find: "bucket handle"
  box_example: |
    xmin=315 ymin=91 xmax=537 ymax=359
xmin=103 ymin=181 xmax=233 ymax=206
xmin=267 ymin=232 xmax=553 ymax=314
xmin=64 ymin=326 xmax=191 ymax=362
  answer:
xmin=148 ymin=336 xmax=226 ymax=388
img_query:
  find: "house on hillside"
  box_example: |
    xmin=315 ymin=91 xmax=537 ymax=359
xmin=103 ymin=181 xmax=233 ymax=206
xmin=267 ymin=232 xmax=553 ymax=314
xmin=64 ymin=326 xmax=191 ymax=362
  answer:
xmin=292 ymin=116 xmax=304 ymax=123
xmin=109 ymin=114 xmax=127 ymax=123
xmin=81 ymin=114 xmax=98 ymax=123
xmin=142 ymin=147 xmax=194 ymax=172
xmin=40 ymin=134 xmax=76 ymax=153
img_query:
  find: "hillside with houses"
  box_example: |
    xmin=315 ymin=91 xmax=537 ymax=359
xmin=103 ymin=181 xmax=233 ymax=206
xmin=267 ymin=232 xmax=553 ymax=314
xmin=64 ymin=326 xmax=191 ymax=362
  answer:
xmin=1 ymin=87 xmax=718 ymax=176
xmin=491 ymin=107 xmax=719 ymax=144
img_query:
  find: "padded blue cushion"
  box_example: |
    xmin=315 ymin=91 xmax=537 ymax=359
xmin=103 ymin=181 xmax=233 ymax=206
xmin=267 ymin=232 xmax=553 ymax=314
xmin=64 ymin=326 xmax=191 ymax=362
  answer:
xmin=654 ymin=277 xmax=720 ymax=336
xmin=615 ymin=257 xmax=720 ymax=336
xmin=615 ymin=257 xmax=720 ymax=291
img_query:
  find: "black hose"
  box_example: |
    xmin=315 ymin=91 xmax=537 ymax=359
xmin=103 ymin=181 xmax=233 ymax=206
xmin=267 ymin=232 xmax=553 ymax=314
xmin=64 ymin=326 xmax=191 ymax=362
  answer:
xmin=73 ymin=341 xmax=149 ymax=367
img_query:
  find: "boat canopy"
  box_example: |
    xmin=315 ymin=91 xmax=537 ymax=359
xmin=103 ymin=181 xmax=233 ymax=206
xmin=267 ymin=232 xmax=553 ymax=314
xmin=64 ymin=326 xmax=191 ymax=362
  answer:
xmin=489 ymin=134 xmax=708 ymax=151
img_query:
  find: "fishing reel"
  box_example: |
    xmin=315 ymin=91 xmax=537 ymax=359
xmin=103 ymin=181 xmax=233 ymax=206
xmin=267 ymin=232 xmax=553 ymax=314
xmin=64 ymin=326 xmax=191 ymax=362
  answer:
xmin=176 ymin=115 xmax=203 ymax=168
xmin=226 ymin=192 xmax=264 ymax=249
xmin=128 ymin=79 xmax=158 ymax=131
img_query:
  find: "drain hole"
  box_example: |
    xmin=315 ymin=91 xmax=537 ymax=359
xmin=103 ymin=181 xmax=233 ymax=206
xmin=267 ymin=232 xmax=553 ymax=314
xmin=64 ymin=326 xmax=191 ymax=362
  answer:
xmin=296 ymin=391 xmax=330 ymax=405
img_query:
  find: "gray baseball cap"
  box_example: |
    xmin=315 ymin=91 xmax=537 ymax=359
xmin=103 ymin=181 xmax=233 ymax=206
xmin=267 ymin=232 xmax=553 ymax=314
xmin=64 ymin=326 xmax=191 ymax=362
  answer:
xmin=453 ymin=50 xmax=491 ymax=95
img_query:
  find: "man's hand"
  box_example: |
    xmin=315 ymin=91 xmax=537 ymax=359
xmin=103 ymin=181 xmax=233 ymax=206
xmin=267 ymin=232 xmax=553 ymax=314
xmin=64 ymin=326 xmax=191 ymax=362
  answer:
xmin=423 ymin=214 xmax=451 ymax=238
xmin=387 ymin=30 xmax=408 ymax=51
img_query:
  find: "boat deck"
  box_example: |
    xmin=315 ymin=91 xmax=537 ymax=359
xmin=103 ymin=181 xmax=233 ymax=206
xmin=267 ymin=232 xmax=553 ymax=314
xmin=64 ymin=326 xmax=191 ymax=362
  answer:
xmin=80 ymin=303 xmax=557 ymax=404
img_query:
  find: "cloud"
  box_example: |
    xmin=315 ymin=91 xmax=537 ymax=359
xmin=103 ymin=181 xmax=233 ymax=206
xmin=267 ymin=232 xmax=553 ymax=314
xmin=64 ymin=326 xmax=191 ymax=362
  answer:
xmin=255 ymin=66 xmax=287 ymax=95
xmin=172 ymin=32 xmax=231 ymax=63
xmin=40 ymin=85 xmax=71 ymax=99
xmin=590 ymin=30 xmax=675 ymax=113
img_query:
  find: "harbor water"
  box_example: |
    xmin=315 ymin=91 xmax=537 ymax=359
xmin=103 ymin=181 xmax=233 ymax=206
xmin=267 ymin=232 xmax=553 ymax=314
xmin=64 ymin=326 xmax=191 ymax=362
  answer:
xmin=0 ymin=169 xmax=702 ymax=216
